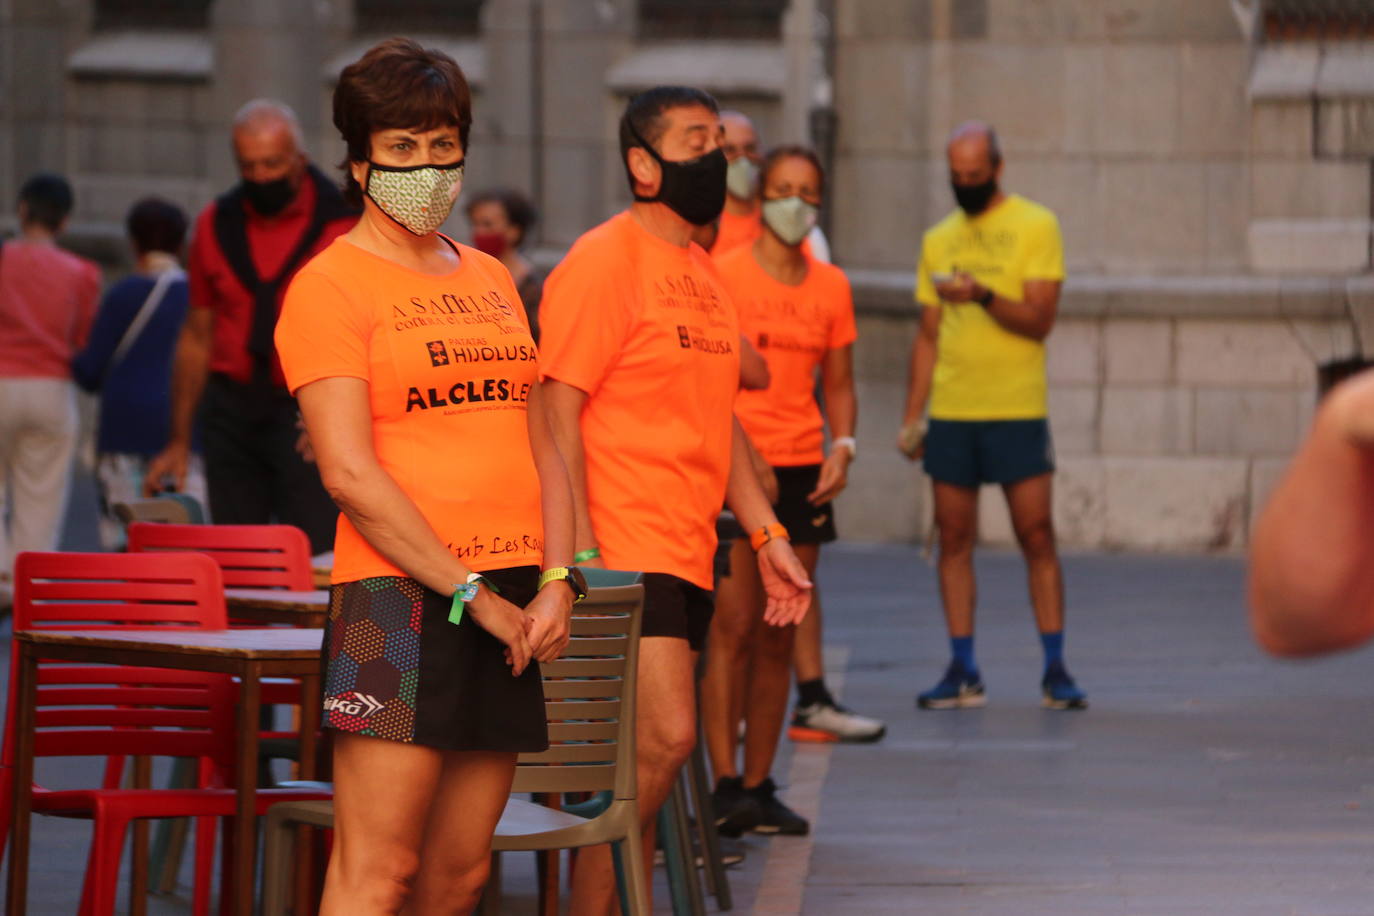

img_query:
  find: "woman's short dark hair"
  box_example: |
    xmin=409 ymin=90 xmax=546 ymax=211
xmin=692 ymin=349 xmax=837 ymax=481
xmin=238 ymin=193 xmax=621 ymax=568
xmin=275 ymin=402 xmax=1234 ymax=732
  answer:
xmin=332 ymin=37 xmax=473 ymax=206
xmin=126 ymin=197 xmax=188 ymax=255
xmin=617 ymin=86 xmax=719 ymax=194
xmin=18 ymin=172 xmax=74 ymax=232
xmin=465 ymin=188 xmax=538 ymax=247
xmin=758 ymin=145 xmax=826 ymax=198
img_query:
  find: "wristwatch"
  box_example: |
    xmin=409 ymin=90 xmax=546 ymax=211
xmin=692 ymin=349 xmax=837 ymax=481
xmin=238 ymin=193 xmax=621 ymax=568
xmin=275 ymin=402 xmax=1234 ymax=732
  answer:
xmin=976 ymin=286 xmax=994 ymax=307
xmin=539 ymin=566 xmax=589 ymax=603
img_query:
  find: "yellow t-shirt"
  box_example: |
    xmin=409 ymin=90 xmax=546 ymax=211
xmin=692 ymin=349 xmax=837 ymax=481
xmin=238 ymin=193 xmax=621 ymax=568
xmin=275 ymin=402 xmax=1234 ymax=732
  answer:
xmin=914 ymin=194 xmax=1064 ymax=420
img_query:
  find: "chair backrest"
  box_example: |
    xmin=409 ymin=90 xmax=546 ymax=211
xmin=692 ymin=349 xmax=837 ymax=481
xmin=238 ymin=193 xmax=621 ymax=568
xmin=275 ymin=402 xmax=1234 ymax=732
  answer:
xmin=126 ymin=522 xmax=314 ymax=591
xmin=512 ymin=578 xmax=644 ymax=800
xmin=13 ymin=551 xmax=228 ymax=630
xmin=5 ymin=552 xmax=235 ymax=775
xmin=111 ymin=498 xmax=193 ymax=526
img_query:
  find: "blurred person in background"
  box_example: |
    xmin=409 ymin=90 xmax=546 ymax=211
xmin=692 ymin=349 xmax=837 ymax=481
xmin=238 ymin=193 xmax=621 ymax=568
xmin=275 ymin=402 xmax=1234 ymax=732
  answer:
xmin=704 ymin=145 xmax=883 ymax=842
xmin=73 ymin=197 xmax=206 ymax=548
xmin=901 ymin=121 xmax=1086 ymax=711
xmin=0 ymin=172 xmax=100 ymax=593
xmin=1251 ymin=371 xmax=1374 ymax=656
xmin=466 ymin=187 xmax=544 ymax=340
xmin=144 ymin=99 xmax=357 ymax=551
xmin=713 ymin=110 xmax=830 ymax=263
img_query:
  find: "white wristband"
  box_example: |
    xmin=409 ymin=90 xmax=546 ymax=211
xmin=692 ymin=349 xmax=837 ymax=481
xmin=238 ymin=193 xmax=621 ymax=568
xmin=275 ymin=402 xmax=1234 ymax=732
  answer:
xmin=832 ymin=436 xmax=857 ymax=458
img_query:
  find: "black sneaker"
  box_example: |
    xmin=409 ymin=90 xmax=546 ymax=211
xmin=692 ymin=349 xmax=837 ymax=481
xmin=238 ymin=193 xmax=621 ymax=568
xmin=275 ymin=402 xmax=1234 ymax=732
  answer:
xmin=654 ymin=834 xmax=746 ymax=868
xmin=712 ymin=775 xmax=762 ymax=838
xmin=747 ymin=777 xmax=809 ymax=836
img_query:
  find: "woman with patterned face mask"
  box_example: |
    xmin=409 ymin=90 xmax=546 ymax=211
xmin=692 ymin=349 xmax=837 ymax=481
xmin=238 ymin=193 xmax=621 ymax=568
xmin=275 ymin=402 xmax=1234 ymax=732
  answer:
xmin=275 ymin=37 xmax=579 ymax=914
xmin=702 ymin=146 xmax=884 ymax=840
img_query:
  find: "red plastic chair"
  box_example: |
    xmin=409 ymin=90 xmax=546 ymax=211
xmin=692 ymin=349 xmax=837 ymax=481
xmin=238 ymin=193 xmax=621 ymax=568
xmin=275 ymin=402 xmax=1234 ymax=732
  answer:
xmin=4 ymin=552 xmax=331 ymax=915
xmin=125 ymin=522 xmax=313 ymax=727
xmin=124 ymin=522 xmax=315 ymax=591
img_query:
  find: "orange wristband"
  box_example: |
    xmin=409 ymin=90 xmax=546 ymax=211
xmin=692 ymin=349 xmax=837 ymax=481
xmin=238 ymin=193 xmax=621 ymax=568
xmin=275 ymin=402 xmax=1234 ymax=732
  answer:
xmin=749 ymin=522 xmax=789 ymax=551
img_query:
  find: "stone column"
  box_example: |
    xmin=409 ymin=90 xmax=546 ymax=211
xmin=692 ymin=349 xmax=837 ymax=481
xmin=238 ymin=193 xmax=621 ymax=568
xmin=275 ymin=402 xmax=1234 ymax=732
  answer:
xmin=208 ymin=0 xmax=334 ymax=187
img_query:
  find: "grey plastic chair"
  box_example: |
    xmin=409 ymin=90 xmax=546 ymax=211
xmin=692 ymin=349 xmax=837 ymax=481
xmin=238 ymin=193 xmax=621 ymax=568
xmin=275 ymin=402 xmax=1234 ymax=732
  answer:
xmin=261 ymin=576 xmax=649 ymax=915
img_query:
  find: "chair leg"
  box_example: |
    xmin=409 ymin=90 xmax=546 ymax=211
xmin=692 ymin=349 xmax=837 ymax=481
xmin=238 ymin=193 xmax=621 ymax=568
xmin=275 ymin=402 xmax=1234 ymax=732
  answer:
xmin=617 ymin=830 xmax=652 ymax=916
xmin=88 ymin=811 xmax=132 ymax=916
xmin=261 ymin=807 xmax=296 ymax=916
xmin=658 ymin=780 xmax=706 ymax=916
xmin=687 ymin=737 xmax=732 ymax=909
xmin=191 ymin=816 xmax=216 ymax=916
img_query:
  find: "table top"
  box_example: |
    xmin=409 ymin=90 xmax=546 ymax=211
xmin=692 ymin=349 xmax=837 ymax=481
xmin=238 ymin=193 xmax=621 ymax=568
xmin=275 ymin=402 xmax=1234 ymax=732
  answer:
xmin=225 ymin=587 xmax=329 ymax=612
xmin=16 ymin=627 xmax=325 ymax=659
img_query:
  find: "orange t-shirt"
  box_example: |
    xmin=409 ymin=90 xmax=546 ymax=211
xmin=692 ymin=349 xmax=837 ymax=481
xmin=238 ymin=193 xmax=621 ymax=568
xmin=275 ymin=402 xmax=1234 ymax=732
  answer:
xmin=539 ymin=211 xmax=740 ymax=590
xmin=719 ymin=246 xmax=857 ymax=467
xmin=275 ymin=236 xmax=544 ymax=583
xmin=713 ymin=207 xmax=760 ymax=258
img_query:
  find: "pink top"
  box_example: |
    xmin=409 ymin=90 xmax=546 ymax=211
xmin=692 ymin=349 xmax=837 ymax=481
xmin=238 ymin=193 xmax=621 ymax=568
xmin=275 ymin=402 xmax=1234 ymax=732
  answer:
xmin=0 ymin=240 xmax=102 ymax=378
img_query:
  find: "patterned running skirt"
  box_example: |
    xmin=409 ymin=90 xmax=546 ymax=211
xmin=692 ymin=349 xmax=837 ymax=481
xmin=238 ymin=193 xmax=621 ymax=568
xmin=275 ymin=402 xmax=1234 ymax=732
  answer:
xmin=321 ymin=565 xmax=548 ymax=752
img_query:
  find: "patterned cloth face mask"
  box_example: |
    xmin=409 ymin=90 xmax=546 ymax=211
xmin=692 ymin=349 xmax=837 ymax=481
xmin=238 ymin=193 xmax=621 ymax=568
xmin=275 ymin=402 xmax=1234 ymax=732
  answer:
xmin=365 ymin=160 xmax=465 ymax=236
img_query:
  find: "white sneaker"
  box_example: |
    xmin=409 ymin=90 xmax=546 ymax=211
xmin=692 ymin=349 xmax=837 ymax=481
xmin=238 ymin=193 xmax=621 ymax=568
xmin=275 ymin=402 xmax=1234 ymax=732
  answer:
xmin=789 ymin=701 xmax=886 ymax=743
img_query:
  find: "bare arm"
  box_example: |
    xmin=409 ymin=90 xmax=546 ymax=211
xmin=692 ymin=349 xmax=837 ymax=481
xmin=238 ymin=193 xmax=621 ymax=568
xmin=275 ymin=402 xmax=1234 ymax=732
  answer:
xmin=143 ymin=307 xmax=213 ymax=494
xmin=809 ymin=344 xmax=856 ymax=505
xmin=522 ymin=380 xmax=577 ymax=661
xmin=739 ymin=335 xmax=771 ymax=391
xmin=1250 ymin=373 xmax=1374 ymax=656
xmin=938 ymin=275 xmax=1060 ymax=342
xmin=298 ymin=376 xmax=533 ymax=673
xmin=725 ymin=416 xmax=813 ymax=626
xmin=541 ymin=378 xmax=601 ymax=563
xmin=898 ymin=306 xmax=940 ymax=459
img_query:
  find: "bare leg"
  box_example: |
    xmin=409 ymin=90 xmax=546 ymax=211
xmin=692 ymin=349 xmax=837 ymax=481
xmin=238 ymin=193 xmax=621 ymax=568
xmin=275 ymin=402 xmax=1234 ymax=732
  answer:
xmin=933 ymin=482 xmax=980 ymax=638
xmin=1003 ymin=473 xmax=1064 ymax=634
xmin=568 ymin=637 xmax=699 ymax=916
xmin=791 ymin=589 xmax=824 ymax=685
xmin=321 ymin=734 xmax=442 ymax=915
xmin=406 ymin=751 xmax=518 ymax=915
xmin=701 ymin=538 xmax=762 ymax=783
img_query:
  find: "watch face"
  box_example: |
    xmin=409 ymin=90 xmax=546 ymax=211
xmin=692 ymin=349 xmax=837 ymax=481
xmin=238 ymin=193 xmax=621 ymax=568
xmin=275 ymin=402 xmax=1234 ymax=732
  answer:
xmin=568 ymin=566 xmax=589 ymax=601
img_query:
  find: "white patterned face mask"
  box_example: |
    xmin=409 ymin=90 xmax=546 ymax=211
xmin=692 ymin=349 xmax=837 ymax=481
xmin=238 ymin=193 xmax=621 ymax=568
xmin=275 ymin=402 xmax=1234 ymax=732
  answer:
xmin=365 ymin=160 xmax=465 ymax=236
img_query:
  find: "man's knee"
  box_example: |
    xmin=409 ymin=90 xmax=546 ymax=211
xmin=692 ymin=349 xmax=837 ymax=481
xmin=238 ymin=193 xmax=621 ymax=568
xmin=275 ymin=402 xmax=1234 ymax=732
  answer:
xmin=640 ymin=714 xmax=696 ymax=770
xmin=1014 ymin=517 xmax=1057 ymax=558
xmin=938 ymin=522 xmax=977 ymax=557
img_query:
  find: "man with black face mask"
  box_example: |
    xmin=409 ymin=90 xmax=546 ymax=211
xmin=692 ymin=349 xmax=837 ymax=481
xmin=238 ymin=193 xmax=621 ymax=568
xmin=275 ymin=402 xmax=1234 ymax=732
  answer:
xmin=540 ymin=86 xmax=813 ymax=914
xmin=144 ymin=99 xmax=357 ymax=550
xmin=900 ymin=120 xmax=1088 ymax=713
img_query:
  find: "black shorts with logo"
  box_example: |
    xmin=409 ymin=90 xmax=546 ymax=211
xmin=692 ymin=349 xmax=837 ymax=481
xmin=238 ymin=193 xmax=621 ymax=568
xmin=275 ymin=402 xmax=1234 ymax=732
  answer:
xmin=321 ymin=566 xmax=548 ymax=753
xmin=641 ymin=573 xmax=715 ymax=652
xmin=922 ymin=418 xmax=1055 ymax=489
xmin=772 ymin=464 xmax=838 ymax=545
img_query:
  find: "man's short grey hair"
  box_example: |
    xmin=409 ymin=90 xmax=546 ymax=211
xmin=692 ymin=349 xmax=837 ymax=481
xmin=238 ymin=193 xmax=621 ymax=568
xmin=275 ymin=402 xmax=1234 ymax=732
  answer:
xmin=949 ymin=120 xmax=1001 ymax=167
xmin=232 ymin=98 xmax=304 ymax=149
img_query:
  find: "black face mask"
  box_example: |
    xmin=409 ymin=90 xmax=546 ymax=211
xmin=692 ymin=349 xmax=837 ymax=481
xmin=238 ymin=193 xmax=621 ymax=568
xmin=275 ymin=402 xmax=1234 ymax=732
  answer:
xmin=629 ymin=123 xmax=727 ymax=226
xmin=241 ymin=175 xmax=297 ymax=217
xmin=952 ymin=177 xmax=998 ymax=216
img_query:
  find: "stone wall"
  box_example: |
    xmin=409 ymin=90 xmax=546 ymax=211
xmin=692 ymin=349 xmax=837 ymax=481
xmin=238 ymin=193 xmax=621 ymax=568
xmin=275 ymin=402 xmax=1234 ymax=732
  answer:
xmin=839 ymin=274 xmax=1374 ymax=550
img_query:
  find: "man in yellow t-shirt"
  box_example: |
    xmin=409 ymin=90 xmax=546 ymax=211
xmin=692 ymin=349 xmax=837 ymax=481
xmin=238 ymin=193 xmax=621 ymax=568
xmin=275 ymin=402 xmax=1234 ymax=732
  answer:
xmin=900 ymin=121 xmax=1087 ymax=712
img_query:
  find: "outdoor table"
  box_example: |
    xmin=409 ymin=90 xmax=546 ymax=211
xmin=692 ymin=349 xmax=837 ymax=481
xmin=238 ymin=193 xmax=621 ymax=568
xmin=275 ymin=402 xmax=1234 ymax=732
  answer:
xmin=225 ymin=587 xmax=330 ymax=627
xmin=6 ymin=627 xmax=325 ymax=916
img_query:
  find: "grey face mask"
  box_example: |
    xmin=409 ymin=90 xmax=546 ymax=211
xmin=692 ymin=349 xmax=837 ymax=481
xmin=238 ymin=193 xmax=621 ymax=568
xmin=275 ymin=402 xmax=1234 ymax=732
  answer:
xmin=760 ymin=195 xmax=819 ymax=246
xmin=726 ymin=156 xmax=759 ymax=200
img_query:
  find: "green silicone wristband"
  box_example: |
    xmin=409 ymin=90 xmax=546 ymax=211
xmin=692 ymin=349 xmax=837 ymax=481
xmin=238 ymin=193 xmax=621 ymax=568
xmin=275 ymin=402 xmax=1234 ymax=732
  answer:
xmin=573 ymin=547 xmax=601 ymax=564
